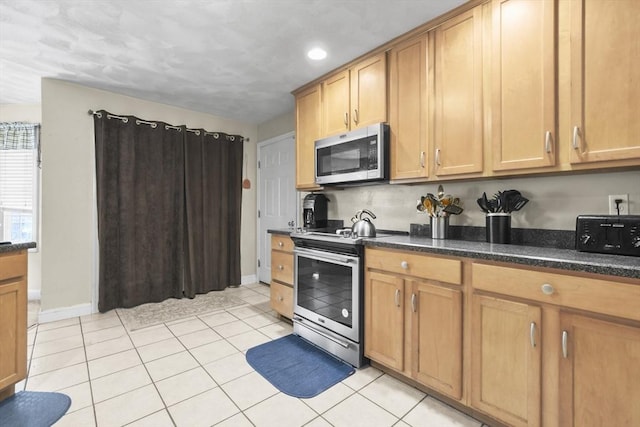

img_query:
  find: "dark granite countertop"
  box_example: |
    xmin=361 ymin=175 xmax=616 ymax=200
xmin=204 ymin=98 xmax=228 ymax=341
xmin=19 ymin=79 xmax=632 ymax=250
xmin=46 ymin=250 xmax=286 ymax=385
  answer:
xmin=364 ymin=235 xmax=640 ymax=280
xmin=267 ymin=228 xmax=639 ymax=279
xmin=0 ymin=242 xmax=36 ymax=254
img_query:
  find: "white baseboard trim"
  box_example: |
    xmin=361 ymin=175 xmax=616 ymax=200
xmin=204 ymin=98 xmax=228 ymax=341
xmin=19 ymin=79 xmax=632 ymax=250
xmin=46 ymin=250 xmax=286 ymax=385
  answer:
xmin=38 ymin=303 xmax=94 ymax=324
xmin=28 ymin=289 xmax=41 ymax=301
xmin=241 ymin=274 xmax=257 ymax=285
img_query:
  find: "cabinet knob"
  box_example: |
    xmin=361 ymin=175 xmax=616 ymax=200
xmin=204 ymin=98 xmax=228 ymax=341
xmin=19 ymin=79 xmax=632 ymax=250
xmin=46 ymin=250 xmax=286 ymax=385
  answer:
xmin=541 ymin=283 xmax=554 ymax=295
xmin=401 ymin=261 xmax=409 ymax=269
xmin=278 ymin=265 xmax=284 ymax=270
xmin=278 ymin=241 xmax=284 ymax=247
xmin=278 ymin=296 xmax=284 ymax=302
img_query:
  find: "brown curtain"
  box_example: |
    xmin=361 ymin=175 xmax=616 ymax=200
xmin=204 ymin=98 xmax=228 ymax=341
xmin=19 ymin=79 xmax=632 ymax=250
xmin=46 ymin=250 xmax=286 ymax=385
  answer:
xmin=94 ymin=111 xmax=244 ymax=311
xmin=184 ymin=130 xmax=243 ymax=297
xmin=94 ymin=111 xmax=185 ymax=312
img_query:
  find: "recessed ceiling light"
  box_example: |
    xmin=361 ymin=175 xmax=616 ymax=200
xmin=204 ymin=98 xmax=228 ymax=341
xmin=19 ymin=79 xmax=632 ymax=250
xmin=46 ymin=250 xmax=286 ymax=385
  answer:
xmin=307 ymin=47 xmax=327 ymax=60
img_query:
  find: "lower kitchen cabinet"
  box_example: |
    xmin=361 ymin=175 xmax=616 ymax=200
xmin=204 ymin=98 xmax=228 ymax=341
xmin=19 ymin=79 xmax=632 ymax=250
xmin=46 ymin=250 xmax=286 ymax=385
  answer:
xmin=269 ymin=235 xmax=294 ymax=319
xmin=470 ymin=294 xmax=541 ymax=427
xmin=559 ymin=313 xmax=640 ymax=426
xmin=364 ymin=271 xmax=405 ymax=371
xmin=364 ymin=248 xmax=463 ymax=400
xmin=411 ymin=280 xmax=462 ymax=399
xmin=0 ymin=250 xmax=28 ymax=401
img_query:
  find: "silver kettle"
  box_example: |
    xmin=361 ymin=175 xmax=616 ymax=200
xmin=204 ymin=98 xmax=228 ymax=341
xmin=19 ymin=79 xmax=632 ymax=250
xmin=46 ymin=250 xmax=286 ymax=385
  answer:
xmin=351 ymin=209 xmax=377 ymax=237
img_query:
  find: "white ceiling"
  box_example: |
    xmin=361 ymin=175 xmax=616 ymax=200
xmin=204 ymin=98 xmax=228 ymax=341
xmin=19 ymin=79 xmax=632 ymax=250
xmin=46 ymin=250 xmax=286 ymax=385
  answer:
xmin=0 ymin=0 xmax=467 ymax=124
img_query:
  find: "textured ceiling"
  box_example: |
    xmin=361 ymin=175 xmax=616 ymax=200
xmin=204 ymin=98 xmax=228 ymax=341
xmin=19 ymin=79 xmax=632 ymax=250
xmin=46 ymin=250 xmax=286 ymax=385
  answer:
xmin=0 ymin=0 xmax=467 ymax=124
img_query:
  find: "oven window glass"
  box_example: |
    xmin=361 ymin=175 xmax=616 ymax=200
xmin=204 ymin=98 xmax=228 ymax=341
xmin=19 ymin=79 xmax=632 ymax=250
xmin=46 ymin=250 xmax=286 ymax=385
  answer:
xmin=316 ymin=136 xmax=375 ymax=177
xmin=297 ymin=256 xmax=353 ymax=328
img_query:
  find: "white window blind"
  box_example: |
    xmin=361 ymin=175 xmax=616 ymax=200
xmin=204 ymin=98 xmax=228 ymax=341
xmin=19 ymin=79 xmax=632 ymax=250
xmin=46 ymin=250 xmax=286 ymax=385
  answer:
xmin=0 ymin=122 xmax=39 ymax=243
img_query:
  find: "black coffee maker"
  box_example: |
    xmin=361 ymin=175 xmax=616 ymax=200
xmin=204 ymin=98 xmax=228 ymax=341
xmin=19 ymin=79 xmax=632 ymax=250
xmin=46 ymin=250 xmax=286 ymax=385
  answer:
xmin=303 ymin=193 xmax=328 ymax=229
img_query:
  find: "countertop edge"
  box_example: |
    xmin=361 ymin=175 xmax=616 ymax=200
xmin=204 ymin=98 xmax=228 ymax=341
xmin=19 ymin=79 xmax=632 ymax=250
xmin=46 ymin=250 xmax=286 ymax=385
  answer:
xmin=266 ymin=229 xmax=639 ymax=280
xmin=0 ymin=242 xmax=36 ymax=254
xmin=364 ymin=238 xmax=640 ymax=280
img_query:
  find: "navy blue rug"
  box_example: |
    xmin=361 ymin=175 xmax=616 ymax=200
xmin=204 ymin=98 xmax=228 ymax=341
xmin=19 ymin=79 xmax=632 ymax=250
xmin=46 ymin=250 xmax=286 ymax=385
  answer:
xmin=0 ymin=391 xmax=71 ymax=427
xmin=246 ymin=334 xmax=355 ymax=398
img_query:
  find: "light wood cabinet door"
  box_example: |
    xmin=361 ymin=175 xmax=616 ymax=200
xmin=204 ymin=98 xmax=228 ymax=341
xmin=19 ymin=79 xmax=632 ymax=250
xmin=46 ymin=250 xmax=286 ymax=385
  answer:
xmin=433 ymin=6 xmax=483 ymax=177
xmin=491 ymin=0 xmax=556 ymax=171
xmin=322 ymin=70 xmax=351 ymax=136
xmin=364 ymin=271 xmax=405 ymax=371
xmin=389 ymin=35 xmax=429 ymax=181
xmin=559 ymin=313 xmax=640 ymax=427
xmin=570 ymin=0 xmax=640 ymax=163
xmin=471 ymin=295 xmax=541 ymax=427
xmin=295 ymin=84 xmax=322 ymax=190
xmin=350 ymin=53 xmax=387 ymax=130
xmin=323 ymin=53 xmax=387 ymax=137
xmin=0 ymin=278 xmax=27 ymax=393
xmin=411 ymin=280 xmax=462 ymax=399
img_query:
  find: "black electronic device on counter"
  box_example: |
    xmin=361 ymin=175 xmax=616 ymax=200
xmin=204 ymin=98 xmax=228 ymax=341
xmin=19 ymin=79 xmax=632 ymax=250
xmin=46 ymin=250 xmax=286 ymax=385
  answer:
xmin=575 ymin=215 xmax=640 ymax=257
xmin=302 ymin=193 xmax=328 ymax=229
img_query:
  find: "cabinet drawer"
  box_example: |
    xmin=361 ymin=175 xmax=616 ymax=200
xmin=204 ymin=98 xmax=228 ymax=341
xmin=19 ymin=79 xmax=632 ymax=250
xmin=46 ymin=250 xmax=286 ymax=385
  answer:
xmin=0 ymin=252 xmax=27 ymax=282
xmin=271 ymin=250 xmax=294 ymax=285
xmin=472 ymin=263 xmax=640 ymax=322
xmin=270 ymin=281 xmax=293 ymax=319
xmin=271 ymin=235 xmax=294 ymax=253
xmin=366 ymin=248 xmax=461 ymax=285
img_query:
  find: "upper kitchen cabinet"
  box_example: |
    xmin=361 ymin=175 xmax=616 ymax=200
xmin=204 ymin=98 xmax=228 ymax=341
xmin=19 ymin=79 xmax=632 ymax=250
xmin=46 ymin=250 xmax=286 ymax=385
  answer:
xmin=569 ymin=0 xmax=640 ymax=164
xmin=432 ymin=7 xmax=484 ymax=177
xmin=491 ymin=0 xmax=557 ymax=171
xmin=323 ymin=53 xmax=387 ymax=136
xmin=294 ymin=84 xmax=323 ymax=190
xmin=389 ymin=35 xmax=429 ymax=181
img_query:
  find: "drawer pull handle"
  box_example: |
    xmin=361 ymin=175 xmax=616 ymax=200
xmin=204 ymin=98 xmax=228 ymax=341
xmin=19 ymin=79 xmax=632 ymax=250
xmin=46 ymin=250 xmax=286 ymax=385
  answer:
xmin=562 ymin=330 xmax=568 ymax=358
xmin=411 ymin=293 xmax=417 ymax=313
xmin=420 ymin=151 xmax=425 ymax=168
xmin=394 ymin=289 xmax=401 ymax=307
xmin=344 ymin=112 xmax=349 ymax=127
xmin=278 ymin=241 xmax=284 ymax=247
xmin=400 ymin=261 xmax=408 ymax=269
xmin=530 ymin=322 xmax=537 ymax=348
xmin=541 ymin=283 xmax=554 ymax=295
xmin=278 ymin=265 xmax=284 ymax=271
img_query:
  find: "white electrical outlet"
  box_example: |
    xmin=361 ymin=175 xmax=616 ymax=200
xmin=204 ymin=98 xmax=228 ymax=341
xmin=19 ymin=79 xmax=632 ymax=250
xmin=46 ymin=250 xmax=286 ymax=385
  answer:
xmin=608 ymin=194 xmax=629 ymax=215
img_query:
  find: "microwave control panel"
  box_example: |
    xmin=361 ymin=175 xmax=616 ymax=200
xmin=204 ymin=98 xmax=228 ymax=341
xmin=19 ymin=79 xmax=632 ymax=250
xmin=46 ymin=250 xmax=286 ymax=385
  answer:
xmin=367 ymin=138 xmax=378 ymax=170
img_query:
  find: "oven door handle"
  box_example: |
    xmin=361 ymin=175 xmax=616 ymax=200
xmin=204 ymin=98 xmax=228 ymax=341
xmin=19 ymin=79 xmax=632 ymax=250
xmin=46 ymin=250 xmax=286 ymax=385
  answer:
xmin=293 ymin=316 xmax=350 ymax=348
xmin=294 ymin=247 xmax=357 ymax=265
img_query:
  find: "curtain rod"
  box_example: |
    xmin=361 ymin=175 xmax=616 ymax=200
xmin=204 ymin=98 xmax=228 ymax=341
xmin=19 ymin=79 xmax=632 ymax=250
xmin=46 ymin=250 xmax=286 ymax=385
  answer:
xmin=88 ymin=109 xmax=249 ymax=141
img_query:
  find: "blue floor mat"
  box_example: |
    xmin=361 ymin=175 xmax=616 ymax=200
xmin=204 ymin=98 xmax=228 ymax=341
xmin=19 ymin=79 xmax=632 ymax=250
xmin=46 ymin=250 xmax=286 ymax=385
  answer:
xmin=0 ymin=391 xmax=71 ymax=427
xmin=246 ymin=334 xmax=355 ymax=398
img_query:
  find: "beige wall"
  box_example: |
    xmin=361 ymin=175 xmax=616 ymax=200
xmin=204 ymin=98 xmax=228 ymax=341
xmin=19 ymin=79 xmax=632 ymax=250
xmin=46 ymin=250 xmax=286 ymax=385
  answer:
xmin=0 ymin=104 xmax=43 ymax=296
xmin=321 ymin=170 xmax=640 ymax=232
xmin=257 ymin=109 xmax=294 ymax=141
xmin=40 ymin=79 xmax=258 ymax=312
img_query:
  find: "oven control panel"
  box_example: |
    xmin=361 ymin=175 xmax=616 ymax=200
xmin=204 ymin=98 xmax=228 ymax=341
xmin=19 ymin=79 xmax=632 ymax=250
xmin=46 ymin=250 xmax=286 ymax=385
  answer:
xmin=576 ymin=215 xmax=640 ymax=257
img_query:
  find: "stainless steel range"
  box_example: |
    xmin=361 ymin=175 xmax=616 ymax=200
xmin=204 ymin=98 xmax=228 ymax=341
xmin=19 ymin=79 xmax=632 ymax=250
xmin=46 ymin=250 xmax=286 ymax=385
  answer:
xmin=290 ymin=229 xmax=371 ymax=367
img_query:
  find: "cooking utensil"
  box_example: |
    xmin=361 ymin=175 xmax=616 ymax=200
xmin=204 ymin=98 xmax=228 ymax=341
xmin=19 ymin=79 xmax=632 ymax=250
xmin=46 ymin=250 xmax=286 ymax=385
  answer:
xmin=477 ymin=194 xmax=489 ymax=213
xmin=351 ymin=209 xmax=377 ymax=237
xmin=242 ymin=154 xmax=251 ymax=189
xmin=437 ymin=184 xmax=445 ymax=200
xmin=443 ymin=204 xmax=463 ymax=215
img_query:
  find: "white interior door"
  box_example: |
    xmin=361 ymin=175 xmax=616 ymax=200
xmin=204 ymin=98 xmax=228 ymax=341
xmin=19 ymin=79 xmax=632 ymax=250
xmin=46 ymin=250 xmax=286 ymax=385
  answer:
xmin=257 ymin=132 xmax=296 ymax=284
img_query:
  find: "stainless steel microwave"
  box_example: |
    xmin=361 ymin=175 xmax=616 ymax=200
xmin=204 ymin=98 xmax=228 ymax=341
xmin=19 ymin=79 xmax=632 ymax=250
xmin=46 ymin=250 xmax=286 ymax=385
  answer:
xmin=314 ymin=123 xmax=389 ymax=185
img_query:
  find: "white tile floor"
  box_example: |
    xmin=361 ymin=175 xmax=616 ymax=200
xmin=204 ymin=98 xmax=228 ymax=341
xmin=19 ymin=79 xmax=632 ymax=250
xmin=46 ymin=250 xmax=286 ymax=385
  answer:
xmin=20 ymin=283 xmax=485 ymax=427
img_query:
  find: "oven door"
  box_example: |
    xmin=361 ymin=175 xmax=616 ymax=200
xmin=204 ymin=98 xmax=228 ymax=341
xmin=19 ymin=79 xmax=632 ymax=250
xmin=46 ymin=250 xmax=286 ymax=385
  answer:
xmin=293 ymin=246 xmax=361 ymax=342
